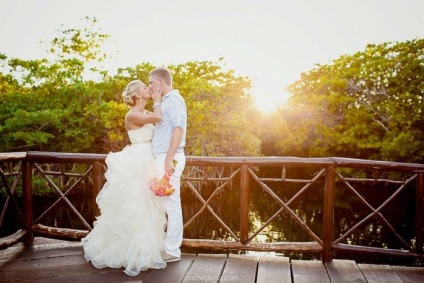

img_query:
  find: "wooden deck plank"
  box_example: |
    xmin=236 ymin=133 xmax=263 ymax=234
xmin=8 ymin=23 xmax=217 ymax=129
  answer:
xmin=30 ymin=254 xmax=196 ymax=283
xmin=391 ymin=265 xmax=424 ymax=283
xmin=291 ymin=260 xmax=330 ymax=283
xmin=220 ymin=254 xmax=257 ymax=283
xmin=0 ymin=254 xmax=93 ymax=282
xmin=256 ymin=255 xmax=291 ymax=283
xmin=0 ymin=244 xmax=192 ymax=283
xmin=0 ymin=253 xmax=86 ymax=271
xmin=15 ymin=269 xmax=149 ymax=283
xmin=182 ymin=254 xmax=227 ymax=283
xmin=358 ymin=264 xmax=403 ymax=283
xmin=142 ymin=253 xmax=196 ymax=283
xmin=0 ymin=264 xmax=133 ymax=283
xmin=325 ymin=259 xmax=366 ymax=283
xmin=0 ymin=246 xmax=83 ymax=263
xmin=0 ymin=262 xmax=109 ymax=282
xmin=1 ymin=238 xmax=424 ymax=283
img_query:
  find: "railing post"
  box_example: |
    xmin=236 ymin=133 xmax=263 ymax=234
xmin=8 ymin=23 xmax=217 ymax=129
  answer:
xmin=322 ymin=165 xmax=336 ymax=262
xmin=240 ymin=164 xmax=250 ymax=245
xmin=416 ymin=171 xmax=424 ymax=254
xmin=91 ymin=161 xmax=104 ymax=223
xmin=22 ymin=159 xmax=33 ymax=243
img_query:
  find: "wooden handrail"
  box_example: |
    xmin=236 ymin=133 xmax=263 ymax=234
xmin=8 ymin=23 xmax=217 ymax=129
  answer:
xmin=1 ymin=151 xmax=423 ymax=263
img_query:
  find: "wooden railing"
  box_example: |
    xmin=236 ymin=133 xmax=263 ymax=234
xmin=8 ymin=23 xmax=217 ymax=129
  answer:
xmin=0 ymin=151 xmax=423 ymax=262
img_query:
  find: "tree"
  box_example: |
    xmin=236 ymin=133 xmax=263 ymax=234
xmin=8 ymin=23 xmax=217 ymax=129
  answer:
xmin=273 ymin=39 xmax=424 ymax=163
xmin=0 ymin=18 xmax=260 ymax=156
xmin=169 ymin=60 xmax=260 ymax=156
xmin=0 ymin=18 xmax=111 ymax=152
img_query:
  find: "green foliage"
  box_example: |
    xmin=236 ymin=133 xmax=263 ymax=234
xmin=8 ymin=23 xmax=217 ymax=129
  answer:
xmin=169 ymin=60 xmax=260 ymax=156
xmin=273 ymin=39 xmax=424 ymax=162
xmin=49 ymin=17 xmax=109 ymax=63
xmin=96 ymin=101 xmax=129 ymax=152
xmin=1 ymin=17 xmax=422 ymax=162
xmin=0 ymin=20 xmax=260 ymax=156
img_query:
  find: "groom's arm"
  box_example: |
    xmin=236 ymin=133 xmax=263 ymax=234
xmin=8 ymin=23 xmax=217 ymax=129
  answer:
xmin=164 ymin=127 xmax=184 ymax=178
xmin=164 ymin=95 xmax=186 ymax=178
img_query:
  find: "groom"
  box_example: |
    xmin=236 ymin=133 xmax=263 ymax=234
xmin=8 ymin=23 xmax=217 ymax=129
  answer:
xmin=149 ymin=67 xmax=187 ymax=263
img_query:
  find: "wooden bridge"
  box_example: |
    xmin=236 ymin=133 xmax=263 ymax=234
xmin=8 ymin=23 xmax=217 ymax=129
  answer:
xmin=1 ymin=152 xmax=424 ymax=281
xmin=1 ymin=237 xmax=423 ymax=282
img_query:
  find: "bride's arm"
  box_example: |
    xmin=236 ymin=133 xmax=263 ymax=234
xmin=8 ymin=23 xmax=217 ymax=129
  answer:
xmin=146 ymin=84 xmax=163 ymax=122
xmin=127 ymin=103 xmax=162 ymax=126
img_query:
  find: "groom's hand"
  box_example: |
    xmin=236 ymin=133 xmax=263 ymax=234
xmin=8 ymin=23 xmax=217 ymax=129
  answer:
xmin=164 ymin=158 xmax=175 ymax=179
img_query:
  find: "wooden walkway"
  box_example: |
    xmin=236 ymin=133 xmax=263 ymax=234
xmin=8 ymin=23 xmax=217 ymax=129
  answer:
xmin=0 ymin=238 xmax=423 ymax=282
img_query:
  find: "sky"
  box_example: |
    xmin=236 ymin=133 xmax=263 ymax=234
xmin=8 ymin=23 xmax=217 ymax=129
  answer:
xmin=1 ymin=0 xmax=423 ymax=108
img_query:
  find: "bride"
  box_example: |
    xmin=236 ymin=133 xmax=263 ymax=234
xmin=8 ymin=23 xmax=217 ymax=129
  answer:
xmin=82 ymin=80 xmax=167 ymax=276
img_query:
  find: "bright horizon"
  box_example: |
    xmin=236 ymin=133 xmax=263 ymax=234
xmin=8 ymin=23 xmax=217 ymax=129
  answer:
xmin=1 ymin=0 xmax=423 ymax=110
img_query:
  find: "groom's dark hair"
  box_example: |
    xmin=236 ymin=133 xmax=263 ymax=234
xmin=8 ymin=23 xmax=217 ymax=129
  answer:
xmin=149 ymin=67 xmax=172 ymax=86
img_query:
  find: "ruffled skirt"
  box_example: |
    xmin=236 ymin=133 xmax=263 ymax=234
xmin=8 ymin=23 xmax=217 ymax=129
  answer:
xmin=82 ymin=143 xmax=167 ymax=276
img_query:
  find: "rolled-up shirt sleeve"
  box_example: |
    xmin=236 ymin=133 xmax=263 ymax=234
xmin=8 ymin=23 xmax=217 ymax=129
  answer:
xmin=171 ymin=114 xmax=186 ymax=129
xmin=169 ymin=97 xmax=187 ymax=130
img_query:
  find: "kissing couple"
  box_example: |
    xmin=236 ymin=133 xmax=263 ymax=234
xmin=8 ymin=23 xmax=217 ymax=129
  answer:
xmin=82 ymin=67 xmax=188 ymax=276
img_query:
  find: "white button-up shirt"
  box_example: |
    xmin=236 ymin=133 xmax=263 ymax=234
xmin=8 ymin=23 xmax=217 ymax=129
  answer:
xmin=152 ymin=89 xmax=187 ymax=155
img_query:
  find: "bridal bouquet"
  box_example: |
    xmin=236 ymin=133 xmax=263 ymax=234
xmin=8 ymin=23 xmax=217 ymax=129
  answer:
xmin=149 ymin=176 xmax=175 ymax=196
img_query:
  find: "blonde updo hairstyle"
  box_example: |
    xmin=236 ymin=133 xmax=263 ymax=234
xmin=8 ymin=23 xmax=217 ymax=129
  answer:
xmin=122 ymin=80 xmax=143 ymax=106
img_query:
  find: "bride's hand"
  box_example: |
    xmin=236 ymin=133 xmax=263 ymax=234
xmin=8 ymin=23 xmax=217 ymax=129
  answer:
xmin=151 ymin=84 xmax=161 ymax=103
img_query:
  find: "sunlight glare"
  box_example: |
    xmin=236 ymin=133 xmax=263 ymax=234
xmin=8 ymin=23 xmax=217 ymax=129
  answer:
xmin=253 ymin=95 xmax=279 ymax=112
xmin=251 ymin=84 xmax=291 ymax=113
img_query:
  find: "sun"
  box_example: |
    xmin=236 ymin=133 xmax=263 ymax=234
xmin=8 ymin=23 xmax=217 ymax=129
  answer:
xmin=251 ymin=88 xmax=291 ymax=113
xmin=253 ymin=96 xmax=279 ymax=112
xmin=249 ymin=78 xmax=292 ymax=113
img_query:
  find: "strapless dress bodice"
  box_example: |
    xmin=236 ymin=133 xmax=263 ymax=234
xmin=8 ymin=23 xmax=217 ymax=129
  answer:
xmin=128 ymin=124 xmax=154 ymax=144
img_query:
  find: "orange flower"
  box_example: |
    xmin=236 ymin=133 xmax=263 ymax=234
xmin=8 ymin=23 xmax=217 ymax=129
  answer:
xmin=149 ymin=176 xmax=175 ymax=196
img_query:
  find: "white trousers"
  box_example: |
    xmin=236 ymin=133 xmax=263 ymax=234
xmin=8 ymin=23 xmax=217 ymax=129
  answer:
xmin=155 ymin=152 xmax=185 ymax=257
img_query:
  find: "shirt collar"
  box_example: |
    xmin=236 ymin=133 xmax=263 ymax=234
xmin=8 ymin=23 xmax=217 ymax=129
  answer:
xmin=163 ymin=89 xmax=178 ymax=101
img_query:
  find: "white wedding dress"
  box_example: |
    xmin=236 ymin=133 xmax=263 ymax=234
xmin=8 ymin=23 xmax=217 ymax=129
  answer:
xmin=82 ymin=124 xmax=167 ymax=276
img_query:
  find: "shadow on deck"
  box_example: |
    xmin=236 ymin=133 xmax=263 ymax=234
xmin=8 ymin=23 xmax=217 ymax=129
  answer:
xmin=0 ymin=238 xmax=423 ymax=283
